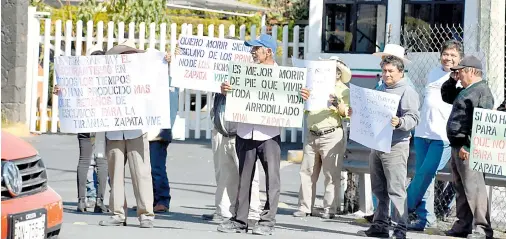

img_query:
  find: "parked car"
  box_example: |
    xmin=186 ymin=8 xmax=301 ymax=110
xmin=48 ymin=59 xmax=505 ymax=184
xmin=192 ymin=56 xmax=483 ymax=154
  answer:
xmin=1 ymin=131 xmax=63 ymax=239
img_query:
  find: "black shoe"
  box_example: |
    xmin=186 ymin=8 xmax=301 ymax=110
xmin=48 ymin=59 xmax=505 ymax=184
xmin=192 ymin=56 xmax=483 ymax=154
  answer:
xmin=77 ymin=198 xmax=87 ymax=213
xmin=99 ymin=217 xmax=127 ymax=226
xmin=364 ymin=214 xmax=374 ymax=223
xmin=445 ymin=229 xmax=469 ymax=238
xmin=217 ymin=219 xmax=247 ymax=233
xmin=357 ymin=225 xmax=390 ymax=238
xmin=94 ymin=198 xmax=110 ymax=213
xmin=252 ymin=224 xmax=274 ymax=236
xmin=390 ymin=230 xmax=406 ymax=239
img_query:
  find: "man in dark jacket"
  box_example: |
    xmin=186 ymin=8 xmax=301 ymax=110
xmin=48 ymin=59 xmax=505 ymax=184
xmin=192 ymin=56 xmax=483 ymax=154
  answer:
xmin=440 ymin=55 xmax=494 ymax=239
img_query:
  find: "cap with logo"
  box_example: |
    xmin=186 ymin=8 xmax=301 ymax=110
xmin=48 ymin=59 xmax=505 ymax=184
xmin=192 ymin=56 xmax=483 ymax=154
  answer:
xmin=244 ymin=34 xmax=278 ymax=53
xmin=450 ymin=55 xmax=483 ymax=71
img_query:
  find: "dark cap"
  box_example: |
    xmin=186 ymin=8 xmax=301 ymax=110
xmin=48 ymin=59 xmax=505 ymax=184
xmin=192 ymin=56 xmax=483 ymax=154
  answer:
xmin=450 ymin=55 xmax=482 ymax=71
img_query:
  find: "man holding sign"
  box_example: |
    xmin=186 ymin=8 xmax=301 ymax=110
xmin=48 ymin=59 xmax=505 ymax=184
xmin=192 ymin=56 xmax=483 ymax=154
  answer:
xmin=351 ymin=55 xmax=420 ymax=239
xmin=293 ymin=57 xmax=351 ymax=219
xmin=218 ymin=34 xmax=310 ymax=235
xmin=441 ymin=56 xmax=494 ymax=239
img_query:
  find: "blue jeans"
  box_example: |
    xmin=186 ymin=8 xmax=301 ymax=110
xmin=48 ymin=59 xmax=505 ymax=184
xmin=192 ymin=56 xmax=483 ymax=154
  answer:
xmin=406 ymin=137 xmax=451 ymax=227
xmin=150 ymin=140 xmax=171 ymax=208
xmin=86 ymin=166 xmax=98 ymax=199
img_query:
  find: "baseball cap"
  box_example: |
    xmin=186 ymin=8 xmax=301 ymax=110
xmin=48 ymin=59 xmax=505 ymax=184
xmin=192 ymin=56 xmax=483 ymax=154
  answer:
xmin=244 ymin=34 xmax=277 ymax=53
xmin=450 ymin=55 xmax=482 ymax=71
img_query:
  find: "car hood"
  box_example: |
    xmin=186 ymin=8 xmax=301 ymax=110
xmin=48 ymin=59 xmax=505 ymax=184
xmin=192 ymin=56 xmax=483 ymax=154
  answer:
xmin=1 ymin=131 xmax=38 ymax=160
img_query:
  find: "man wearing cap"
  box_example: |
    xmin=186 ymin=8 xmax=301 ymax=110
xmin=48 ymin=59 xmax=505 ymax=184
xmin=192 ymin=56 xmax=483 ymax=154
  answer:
xmin=202 ymin=37 xmax=262 ymax=224
xmin=292 ymin=57 xmax=351 ymax=219
xmin=441 ymin=55 xmax=494 ymax=239
xmin=351 ymin=54 xmax=420 ymax=239
xmin=218 ymin=34 xmax=310 ymax=235
xmin=98 ymin=39 xmax=157 ymax=228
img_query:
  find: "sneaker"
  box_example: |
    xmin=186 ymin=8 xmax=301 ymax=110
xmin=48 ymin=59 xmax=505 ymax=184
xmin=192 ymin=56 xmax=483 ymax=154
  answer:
xmin=357 ymin=224 xmax=390 ymax=238
xmin=99 ymin=216 xmax=127 ymax=226
xmin=93 ymin=198 xmax=109 ymax=213
xmin=77 ymin=198 xmax=87 ymax=213
xmin=86 ymin=198 xmax=96 ymax=208
xmin=217 ymin=219 xmax=247 ymax=233
xmin=293 ymin=211 xmax=310 ymax=217
xmin=407 ymin=219 xmax=430 ymax=231
xmin=252 ymin=224 xmax=274 ymax=236
xmin=140 ymin=220 xmax=154 ymax=228
xmin=202 ymin=213 xmax=230 ymax=222
xmin=247 ymin=219 xmax=259 ymax=229
xmin=321 ymin=209 xmax=335 ymax=219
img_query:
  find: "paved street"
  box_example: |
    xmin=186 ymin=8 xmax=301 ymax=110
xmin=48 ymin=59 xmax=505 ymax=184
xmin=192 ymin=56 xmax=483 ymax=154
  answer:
xmin=26 ymin=134 xmax=449 ymax=239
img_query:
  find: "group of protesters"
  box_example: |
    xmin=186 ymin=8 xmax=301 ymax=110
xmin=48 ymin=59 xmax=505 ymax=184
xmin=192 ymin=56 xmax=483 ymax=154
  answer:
xmin=57 ymin=33 xmax=506 ymax=239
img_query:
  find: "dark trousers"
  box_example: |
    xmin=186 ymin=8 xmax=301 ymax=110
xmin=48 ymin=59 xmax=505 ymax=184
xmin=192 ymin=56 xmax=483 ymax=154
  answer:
xmin=450 ymin=147 xmax=493 ymax=237
xmin=149 ymin=140 xmax=171 ymax=207
xmin=77 ymin=137 xmax=108 ymax=199
xmin=234 ymin=135 xmax=281 ymax=226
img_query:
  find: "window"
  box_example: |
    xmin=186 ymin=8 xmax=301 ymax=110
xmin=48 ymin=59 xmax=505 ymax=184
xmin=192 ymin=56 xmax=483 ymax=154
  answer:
xmin=403 ymin=0 xmax=464 ymax=30
xmin=402 ymin=0 xmax=464 ymax=52
xmin=323 ymin=0 xmax=387 ymax=53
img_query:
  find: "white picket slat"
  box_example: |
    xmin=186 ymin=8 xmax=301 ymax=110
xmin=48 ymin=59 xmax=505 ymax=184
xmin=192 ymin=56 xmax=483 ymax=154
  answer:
xmin=39 ymin=19 xmax=51 ymax=133
xmin=184 ymin=24 xmax=193 ymax=138
xmin=149 ymin=23 xmax=156 ymax=50
xmin=28 ymin=15 xmax=41 ymax=132
xmin=291 ymin=26 xmax=300 ymax=143
xmin=96 ymin=21 xmax=104 ymax=47
xmin=106 ymin=22 xmax=114 ymax=50
xmin=118 ymin=22 xmax=125 ymax=43
xmin=75 ymin=21 xmax=83 ymax=56
xmin=138 ymin=22 xmax=146 ymax=50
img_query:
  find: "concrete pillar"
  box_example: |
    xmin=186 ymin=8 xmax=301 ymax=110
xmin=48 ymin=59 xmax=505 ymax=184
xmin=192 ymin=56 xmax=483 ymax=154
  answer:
xmin=479 ymin=0 xmax=505 ymax=107
xmin=1 ymin=0 xmax=30 ymax=124
xmin=308 ymin=0 xmax=323 ymax=54
xmin=386 ymin=0 xmax=402 ymax=44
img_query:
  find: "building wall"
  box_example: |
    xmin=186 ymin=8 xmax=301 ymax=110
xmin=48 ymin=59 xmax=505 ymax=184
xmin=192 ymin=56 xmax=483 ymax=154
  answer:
xmin=1 ymin=0 xmax=29 ymax=123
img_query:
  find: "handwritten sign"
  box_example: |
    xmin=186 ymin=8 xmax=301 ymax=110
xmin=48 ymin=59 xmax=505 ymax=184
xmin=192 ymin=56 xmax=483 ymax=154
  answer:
xmin=170 ymin=35 xmax=253 ymax=92
xmin=224 ymin=62 xmax=307 ymax=128
xmin=54 ymin=52 xmax=171 ymax=133
xmin=349 ymin=84 xmax=400 ymax=153
xmin=469 ymin=108 xmax=506 ymax=176
xmin=292 ymin=58 xmax=336 ymax=111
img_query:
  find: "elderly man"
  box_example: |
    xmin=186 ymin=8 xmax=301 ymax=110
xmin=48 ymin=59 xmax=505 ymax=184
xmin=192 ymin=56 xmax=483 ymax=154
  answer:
xmin=441 ymin=56 xmax=494 ymax=239
xmin=353 ymin=55 xmax=420 ymax=239
xmin=98 ymin=40 xmax=158 ymax=228
xmin=218 ymin=34 xmax=310 ymax=235
xmin=293 ymin=57 xmax=351 ymax=219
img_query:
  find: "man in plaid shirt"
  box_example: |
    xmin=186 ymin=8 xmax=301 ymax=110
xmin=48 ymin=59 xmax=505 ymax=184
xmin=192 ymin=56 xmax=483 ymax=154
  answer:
xmin=441 ymin=55 xmax=494 ymax=239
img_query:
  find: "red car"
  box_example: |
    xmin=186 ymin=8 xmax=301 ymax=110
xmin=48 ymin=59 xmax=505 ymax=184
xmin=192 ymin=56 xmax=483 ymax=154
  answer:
xmin=1 ymin=131 xmax=63 ymax=239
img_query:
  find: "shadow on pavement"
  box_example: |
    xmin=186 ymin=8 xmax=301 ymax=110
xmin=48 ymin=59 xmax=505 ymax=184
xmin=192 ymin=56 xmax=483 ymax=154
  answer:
xmin=276 ymin=222 xmax=366 ymax=237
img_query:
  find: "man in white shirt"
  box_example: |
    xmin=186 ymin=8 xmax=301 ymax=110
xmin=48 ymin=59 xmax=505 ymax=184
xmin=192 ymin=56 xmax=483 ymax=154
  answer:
xmin=217 ymin=34 xmax=310 ymax=235
xmin=98 ymin=40 xmax=155 ymax=228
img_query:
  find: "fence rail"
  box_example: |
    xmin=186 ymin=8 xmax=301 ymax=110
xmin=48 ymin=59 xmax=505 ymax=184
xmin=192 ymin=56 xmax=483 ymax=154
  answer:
xmin=27 ymin=14 xmax=309 ymax=143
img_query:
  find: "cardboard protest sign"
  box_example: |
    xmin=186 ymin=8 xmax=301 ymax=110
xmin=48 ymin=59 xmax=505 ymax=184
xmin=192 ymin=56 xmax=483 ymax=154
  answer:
xmin=170 ymin=35 xmax=253 ymax=92
xmin=469 ymin=108 xmax=506 ymax=176
xmin=224 ymin=62 xmax=307 ymax=128
xmin=292 ymin=58 xmax=336 ymax=111
xmin=54 ymin=52 xmax=171 ymax=133
xmin=349 ymin=84 xmax=400 ymax=153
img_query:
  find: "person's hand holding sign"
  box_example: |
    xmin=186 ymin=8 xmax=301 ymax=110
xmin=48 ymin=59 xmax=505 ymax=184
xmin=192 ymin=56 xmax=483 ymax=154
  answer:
xmin=221 ymin=82 xmax=232 ymax=95
xmin=391 ymin=116 xmax=400 ymax=128
xmin=459 ymin=147 xmax=469 ymax=161
xmin=164 ymin=44 xmax=181 ymax=64
xmin=300 ymin=88 xmax=310 ymax=101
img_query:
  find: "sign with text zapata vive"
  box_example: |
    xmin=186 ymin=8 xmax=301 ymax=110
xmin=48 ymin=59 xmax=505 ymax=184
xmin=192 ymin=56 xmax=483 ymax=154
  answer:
xmin=469 ymin=108 xmax=506 ymax=176
xmin=224 ymin=62 xmax=307 ymax=128
xmin=54 ymin=52 xmax=171 ymax=133
xmin=170 ymin=35 xmax=253 ymax=92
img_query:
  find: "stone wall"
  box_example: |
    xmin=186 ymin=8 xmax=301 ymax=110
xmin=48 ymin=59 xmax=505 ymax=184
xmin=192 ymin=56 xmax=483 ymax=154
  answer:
xmin=1 ymin=0 xmax=29 ymax=123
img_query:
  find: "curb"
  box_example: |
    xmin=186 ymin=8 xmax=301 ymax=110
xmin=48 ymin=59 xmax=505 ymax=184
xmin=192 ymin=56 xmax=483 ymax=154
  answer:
xmin=286 ymin=150 xmax=303 ymax=164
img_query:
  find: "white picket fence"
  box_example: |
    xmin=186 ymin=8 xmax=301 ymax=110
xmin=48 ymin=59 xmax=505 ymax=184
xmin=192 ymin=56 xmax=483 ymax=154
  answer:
xmin=27 ymin=11 xmax=309 ymax=143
